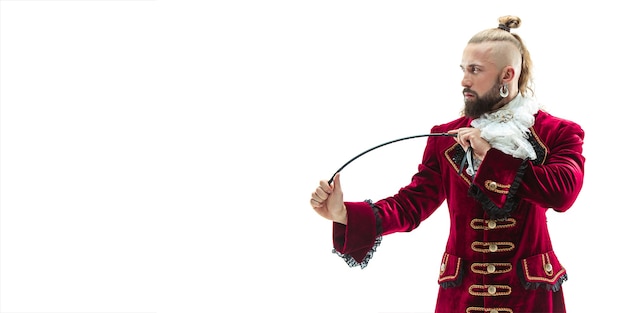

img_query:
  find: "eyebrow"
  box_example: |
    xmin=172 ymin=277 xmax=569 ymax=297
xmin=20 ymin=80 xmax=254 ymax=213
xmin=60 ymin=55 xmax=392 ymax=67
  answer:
xmin=460 ymin=63 xmax=483 ymax=69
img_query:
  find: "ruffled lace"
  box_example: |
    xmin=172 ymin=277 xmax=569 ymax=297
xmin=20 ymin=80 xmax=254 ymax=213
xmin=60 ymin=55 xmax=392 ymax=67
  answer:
xmin=332 ymin=236 xmax=382 ymax=269
xmin=331 ymin=199 xmax=383 ymax=269
xmin=471 ymin=94 xmax=540 ymax=160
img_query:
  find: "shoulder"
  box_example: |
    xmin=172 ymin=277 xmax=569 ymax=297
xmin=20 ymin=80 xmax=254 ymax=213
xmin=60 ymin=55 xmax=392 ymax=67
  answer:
xmin=535 ymin=110 xmax=584 ymax=135
xmin=431 ymin=116 xmax=472 ymax=133
xmin=534 ymin=110 xmax=585 ymax=148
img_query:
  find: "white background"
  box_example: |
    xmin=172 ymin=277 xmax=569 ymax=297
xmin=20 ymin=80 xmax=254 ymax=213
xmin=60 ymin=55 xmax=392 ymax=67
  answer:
xmin=1 ymin=1 xmax=623 ymax=313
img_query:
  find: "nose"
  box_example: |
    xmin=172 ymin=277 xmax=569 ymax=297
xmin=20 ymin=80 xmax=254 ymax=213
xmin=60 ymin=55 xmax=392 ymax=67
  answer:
xmin=461 ymin=73 xmax=471 ymax=88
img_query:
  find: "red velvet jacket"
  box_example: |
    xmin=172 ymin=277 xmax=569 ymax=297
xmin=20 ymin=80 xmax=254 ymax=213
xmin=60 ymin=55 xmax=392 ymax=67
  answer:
xmin=332 ymin=110 xmax=585 ymax=313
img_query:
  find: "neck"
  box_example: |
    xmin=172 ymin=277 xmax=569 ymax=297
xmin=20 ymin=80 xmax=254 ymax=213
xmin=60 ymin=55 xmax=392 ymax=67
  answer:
xmin=489 ymin=91 xmax=519 ymax=112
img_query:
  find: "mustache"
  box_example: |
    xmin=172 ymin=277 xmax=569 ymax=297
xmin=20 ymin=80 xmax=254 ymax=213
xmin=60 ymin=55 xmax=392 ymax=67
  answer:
xmin=462 ymin=88 xmax=477 ymax=96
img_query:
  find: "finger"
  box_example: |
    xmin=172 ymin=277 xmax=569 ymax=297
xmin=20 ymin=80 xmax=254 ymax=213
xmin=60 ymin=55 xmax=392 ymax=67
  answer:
xmin=457 ymin=134 xmax=470 ymax=150
xmin=314 ymin=187 xmax=329 ymax=201
xmin=311 ymin=191 xmax=326 ymax=206
xmin=456 ymin=132 xmax=463 ymax=143
xmin=310 ymin=197 xmax=322 ymax=208
xmin=455 ymin=132 xmax=465 ymax=145
xmin=319 ymin=179 xmax=332 ymax=194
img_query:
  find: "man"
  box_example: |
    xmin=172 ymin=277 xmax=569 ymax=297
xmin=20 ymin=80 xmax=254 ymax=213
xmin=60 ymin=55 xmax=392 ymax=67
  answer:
xmin=310 ymin=16 xmax=585 ymax=313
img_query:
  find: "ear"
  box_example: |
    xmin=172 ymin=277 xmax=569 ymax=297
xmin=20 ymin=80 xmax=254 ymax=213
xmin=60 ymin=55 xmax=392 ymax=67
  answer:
xmin=501 ymin=66 xmax=516 ymax=83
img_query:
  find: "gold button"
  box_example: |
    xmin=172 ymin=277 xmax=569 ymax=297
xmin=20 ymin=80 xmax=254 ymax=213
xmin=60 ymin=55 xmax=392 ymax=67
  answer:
xmin=489 ymin=243 xmax=498 ymax=252
xmin=487 ymin=220 xmax=497 ymax=229
xmin=440 ymin=263 xmax=446 ymax=272
xmin=545 ymin=263 xmax=553 ymax=272
xmin=487 ymin=264 xmax=496 ymax=273
xmin=488 ymin=285 xmax=496 ymax=295
xmin=490 ymin=310 xmax=498 ymax=313
xmin=488 ymin=181 xmax=498 ymax=191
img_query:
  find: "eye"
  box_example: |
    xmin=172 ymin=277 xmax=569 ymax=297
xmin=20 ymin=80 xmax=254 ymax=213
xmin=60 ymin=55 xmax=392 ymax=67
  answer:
xmin=460 ymin=65 xmax=481 ymax=74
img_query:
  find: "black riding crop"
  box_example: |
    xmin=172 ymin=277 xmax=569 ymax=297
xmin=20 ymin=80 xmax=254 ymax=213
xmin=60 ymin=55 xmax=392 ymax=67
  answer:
xmin=327 ymin=132 xmax=457 ymax=184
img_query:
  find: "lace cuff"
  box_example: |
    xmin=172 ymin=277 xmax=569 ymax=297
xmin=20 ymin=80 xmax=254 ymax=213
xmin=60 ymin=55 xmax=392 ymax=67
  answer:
xmin=332 ymin=236 xmax=382 ymax=269
xmin=332 ymin=199 xmax=383 ymax=269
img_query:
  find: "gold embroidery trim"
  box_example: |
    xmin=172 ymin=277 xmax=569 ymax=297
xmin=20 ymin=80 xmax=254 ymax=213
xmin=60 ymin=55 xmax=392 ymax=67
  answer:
xmin=466 ymin=307 xmax=513 ymax=313
xmin=485 ymin=180 xmax=510 ymax=194
xmin=470 ymin=218 xmax=517 ymax=230
xmin=445 ymin=144 xmax=472 ymax=186
xmin=471 ymin=241 xmax=515 ymax=253
xmin=440 ymin=253 xmax=449 ymax=274
xmin=439 ymin=253 xmax=461 ymax=281
xmin=470 ymin=262 xmax=513 ymax=275
xmin=522 ymin=253 xmax=565 ymax=283
xmin=468 ymin=284 xmax=512 ymax=297
xmin=529 ymin=127 xmax=548 ymax=165
xmin=543 ymin=253 xmax=553 ymax=276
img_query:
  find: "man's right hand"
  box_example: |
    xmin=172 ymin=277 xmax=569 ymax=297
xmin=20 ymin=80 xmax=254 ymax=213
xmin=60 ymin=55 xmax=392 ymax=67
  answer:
xmin=310 ymin=173 xmax=347 ymax=224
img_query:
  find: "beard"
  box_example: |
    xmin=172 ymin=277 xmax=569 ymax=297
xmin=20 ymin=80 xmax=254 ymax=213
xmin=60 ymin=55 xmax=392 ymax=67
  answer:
xmin=463 ymin=81 xmax=503 ymax=118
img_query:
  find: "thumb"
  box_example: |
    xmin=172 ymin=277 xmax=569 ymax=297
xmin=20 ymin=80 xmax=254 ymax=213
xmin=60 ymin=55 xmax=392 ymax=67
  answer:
xmin=332 ymin=172 xmax=342 ymax=192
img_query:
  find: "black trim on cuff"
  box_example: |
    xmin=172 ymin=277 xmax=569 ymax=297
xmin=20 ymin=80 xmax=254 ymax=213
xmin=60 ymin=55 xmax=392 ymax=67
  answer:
xmin=331 ymin=199 xmax=384 ymax=269
xmin=332 ymin=236 xmax=382 ymax=269
xmin=468 ymin=159 xmax=529 ymax=219
xmin=365 ymin=199 xmax=383 ymax=236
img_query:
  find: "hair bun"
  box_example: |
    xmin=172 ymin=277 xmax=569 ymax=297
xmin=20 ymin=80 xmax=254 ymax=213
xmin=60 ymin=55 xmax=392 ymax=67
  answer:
xmin=498 ymin=15 xmax=521 ymax=30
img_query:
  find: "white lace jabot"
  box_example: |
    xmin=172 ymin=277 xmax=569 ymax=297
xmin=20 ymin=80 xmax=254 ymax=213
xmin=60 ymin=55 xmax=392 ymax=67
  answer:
xmin=470 ymin=93 xmax=540 ymax=160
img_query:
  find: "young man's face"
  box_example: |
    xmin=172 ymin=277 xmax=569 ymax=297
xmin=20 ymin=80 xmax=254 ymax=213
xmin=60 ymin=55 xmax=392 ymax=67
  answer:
xmin=460 ymin=42 xmax=505 ymax=118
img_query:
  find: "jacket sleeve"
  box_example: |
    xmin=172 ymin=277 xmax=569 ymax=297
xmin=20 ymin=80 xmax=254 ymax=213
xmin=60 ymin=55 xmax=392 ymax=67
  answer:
xmin=469 ymin=120 xmax=585 ymax=217
xmin=332 ymin=201 xmax=382 ymax=268
xmin=331 ymin=132 xmax=447 ymax=267
xmin=376 ymin=134 xmax=447 ymax=235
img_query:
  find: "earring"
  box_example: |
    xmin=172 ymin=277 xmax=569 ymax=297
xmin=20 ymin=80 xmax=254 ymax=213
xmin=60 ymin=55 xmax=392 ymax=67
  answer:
xmin=499 ymin=84 xmax=509 ymax=98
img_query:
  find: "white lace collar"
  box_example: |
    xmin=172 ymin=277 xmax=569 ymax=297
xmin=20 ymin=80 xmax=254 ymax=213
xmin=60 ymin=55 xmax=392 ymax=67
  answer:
xmin=470 ymin=93 xmax=540 ymax=160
